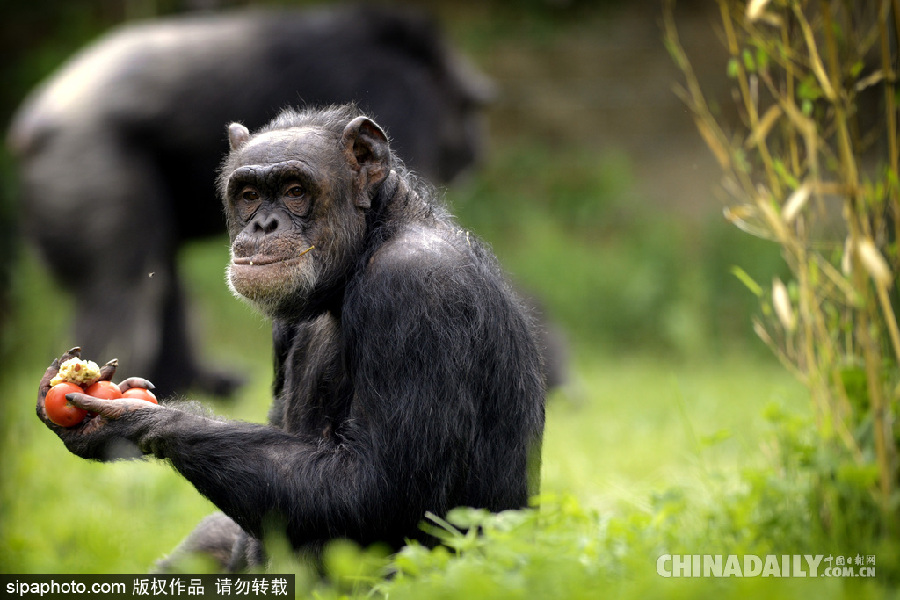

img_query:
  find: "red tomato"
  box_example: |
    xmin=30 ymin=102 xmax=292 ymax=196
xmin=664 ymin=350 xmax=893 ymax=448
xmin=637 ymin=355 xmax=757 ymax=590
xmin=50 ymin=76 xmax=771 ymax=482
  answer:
xmin=45 ymin=382 xmax=88 ymax=427
xmin=122 ymin=387 xmax=158 ymax=404
xmin=84 ymin=380 xmax=123 ymax=400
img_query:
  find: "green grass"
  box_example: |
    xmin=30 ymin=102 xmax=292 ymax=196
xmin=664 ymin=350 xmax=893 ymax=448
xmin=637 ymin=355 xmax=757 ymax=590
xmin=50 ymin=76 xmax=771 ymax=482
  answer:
xmin=542 ymin=354 xmax=805 ymax=510
xmin=2 ymin=238 xmax=806 ymax=576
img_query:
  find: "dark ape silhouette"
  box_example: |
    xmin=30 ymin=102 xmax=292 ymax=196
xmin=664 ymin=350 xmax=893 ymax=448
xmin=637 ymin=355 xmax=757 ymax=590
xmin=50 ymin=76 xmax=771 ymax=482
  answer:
xmin=12 ymin=6 xmax=492 ymax=396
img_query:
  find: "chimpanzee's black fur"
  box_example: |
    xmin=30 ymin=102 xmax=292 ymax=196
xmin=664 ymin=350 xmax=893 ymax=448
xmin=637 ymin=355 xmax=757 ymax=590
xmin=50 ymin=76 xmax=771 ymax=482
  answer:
xmin=41 ymin=105 xmax=545 ymax=571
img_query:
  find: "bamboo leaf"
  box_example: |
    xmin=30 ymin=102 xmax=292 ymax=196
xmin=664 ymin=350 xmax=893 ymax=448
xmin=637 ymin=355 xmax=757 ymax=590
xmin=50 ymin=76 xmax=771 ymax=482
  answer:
xmin=731 ymin=266 xmax=764 ymax=297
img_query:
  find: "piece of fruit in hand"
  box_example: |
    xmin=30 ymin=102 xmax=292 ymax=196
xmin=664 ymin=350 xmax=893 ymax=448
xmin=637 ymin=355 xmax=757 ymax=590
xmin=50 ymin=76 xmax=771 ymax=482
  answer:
xmin=122 ymin=387 xmax=158 ymax=404
xmin=45 ymin=382 xmax=89 ymax=427
xmin=50 ymin=358 xmax=101 ymax=387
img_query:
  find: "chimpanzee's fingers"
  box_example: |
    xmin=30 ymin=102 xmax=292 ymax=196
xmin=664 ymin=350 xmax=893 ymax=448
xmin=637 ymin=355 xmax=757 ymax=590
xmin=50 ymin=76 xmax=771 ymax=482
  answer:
xmin=37 ymin=357 xmax=64 ymax=428
xmin=38 ymin=346 xmax=84 ymax=422
xmin=66 ymin=393 xmax=158 ymax=420
xmin=39 ymin=358 xmax=61 ymax=394
xmin=118 ymin=377 xmax=156 ymax=392
xmin=65 ymin=394 xmax=119 ymax=417
xmin=35 ymin=401 xmax=63 ymax=432
xmin=60 ymin=347 xmax=82 ymax=362
xmin=98 ymin=359 xmax=119 ymax=382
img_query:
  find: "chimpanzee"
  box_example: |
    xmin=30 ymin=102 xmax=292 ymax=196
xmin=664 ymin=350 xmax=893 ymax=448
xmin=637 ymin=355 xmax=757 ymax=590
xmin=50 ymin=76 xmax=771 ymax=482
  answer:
xmin=10 ymin=5 xmax=493 ymax=397
xmin=36 ymin=105 xmax=546 ymax=571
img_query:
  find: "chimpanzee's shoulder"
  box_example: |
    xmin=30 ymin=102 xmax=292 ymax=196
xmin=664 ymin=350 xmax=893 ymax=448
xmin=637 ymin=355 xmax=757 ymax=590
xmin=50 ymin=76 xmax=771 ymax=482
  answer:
xmin=365 ymin=223 xmax=476 ymax=274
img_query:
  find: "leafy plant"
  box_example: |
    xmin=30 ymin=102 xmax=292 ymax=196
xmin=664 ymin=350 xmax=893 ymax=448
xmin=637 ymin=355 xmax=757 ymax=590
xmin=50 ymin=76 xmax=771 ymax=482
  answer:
xmin=664 ymin=0 xmax=899 ymax=536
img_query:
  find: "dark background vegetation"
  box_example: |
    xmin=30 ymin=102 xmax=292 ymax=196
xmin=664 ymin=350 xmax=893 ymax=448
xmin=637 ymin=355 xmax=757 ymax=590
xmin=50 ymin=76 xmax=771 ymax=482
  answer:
xmin=0 ymin=0 xmax=785 ymax=362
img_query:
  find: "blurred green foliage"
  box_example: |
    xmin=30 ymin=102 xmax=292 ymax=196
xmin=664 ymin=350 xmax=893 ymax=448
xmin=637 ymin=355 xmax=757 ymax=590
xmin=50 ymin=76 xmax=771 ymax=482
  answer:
xmin=447 ymin=139 xmax=785 ymax=357
xmin=0 ymin=0 xmax=784 ymax=360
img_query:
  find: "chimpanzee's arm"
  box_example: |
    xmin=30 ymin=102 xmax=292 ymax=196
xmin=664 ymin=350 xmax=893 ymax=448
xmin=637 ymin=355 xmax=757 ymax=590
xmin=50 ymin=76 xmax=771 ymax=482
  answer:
xmin=48 ymin=243 xmax=485 ymax=547
xmin=152 ymin=246 xmax=483 ymax=545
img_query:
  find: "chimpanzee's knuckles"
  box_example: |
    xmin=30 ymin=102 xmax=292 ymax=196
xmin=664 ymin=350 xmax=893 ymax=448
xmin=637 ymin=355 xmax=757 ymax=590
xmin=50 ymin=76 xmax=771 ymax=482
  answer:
xmin=54 ymin=404 xmax=162 ymax=461
xmin=60 ymin=347 xmax=82 ymax=362
xmin=98 ymin=358 xmax=119 ymax=381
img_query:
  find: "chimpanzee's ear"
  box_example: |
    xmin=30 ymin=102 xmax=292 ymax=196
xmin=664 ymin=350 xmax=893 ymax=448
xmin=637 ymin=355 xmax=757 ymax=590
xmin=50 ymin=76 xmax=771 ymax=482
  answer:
xmin=228 ymin=123 xmax=251 ymax=151
xmin=340 ymin=116 xmax=391 ymax=208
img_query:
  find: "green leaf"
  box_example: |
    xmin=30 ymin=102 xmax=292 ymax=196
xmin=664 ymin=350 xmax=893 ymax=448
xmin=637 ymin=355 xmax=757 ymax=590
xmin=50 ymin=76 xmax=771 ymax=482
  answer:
xmin=756 ymin=46 xmax=769 ymax=73
xmin=798 ymin=75 xmax=822 ymax=101
xmin=731 ymin=266 xmax=764 ymax=297
xmin=743 ymin=48 xmax=756 ymax=72
xmin=700 ymin=428 xmax=733 ymax=447
xmin=727 ymin=57 xmax=740 ymax=78
xmin=446 ymin=507 xmax=491 ymax=529
xmin=835 ymin=462 xmax=880 ymax=489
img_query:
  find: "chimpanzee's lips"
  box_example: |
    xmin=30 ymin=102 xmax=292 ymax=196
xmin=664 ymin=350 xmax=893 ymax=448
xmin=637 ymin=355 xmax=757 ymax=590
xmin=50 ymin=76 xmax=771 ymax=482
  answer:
xmin=232 ymin=254 xmax=290 ymax=266
xmin=232 ymin=246 xmax=314 ymax=266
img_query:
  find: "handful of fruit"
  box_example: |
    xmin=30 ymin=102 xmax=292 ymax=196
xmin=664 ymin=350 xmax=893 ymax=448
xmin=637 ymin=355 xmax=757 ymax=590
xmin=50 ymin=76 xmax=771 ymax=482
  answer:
xmin=45 ymin=356 xmax=157 ymax=427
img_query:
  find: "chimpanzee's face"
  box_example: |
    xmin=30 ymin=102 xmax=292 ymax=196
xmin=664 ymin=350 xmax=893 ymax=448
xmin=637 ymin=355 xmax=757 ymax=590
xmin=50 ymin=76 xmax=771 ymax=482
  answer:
xmin=221 ymin=127 xmax=364 ymax=318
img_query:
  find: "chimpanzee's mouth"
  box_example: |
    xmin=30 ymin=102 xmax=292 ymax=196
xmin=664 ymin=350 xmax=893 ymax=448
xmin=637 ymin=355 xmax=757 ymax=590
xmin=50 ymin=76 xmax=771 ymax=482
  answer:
xmin=232 ymin=255 xmax=288 ymax=266
xmin=232 ymin=246 xmax=315 ymax=266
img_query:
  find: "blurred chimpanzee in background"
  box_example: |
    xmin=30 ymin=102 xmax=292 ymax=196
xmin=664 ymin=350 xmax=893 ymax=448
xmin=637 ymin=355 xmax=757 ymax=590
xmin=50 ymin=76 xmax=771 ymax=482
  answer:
xmin=8 ymin=5 xmax=495 ymax=397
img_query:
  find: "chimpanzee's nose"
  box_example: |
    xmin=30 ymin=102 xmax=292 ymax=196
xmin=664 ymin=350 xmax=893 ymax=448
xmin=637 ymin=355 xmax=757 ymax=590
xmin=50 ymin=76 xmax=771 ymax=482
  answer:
xmin=250 ymin=212 xmax=281 ymax=236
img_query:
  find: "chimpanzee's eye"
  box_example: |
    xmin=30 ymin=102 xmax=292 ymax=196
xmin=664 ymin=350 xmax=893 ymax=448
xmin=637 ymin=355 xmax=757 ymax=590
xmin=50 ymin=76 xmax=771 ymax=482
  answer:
xmin=237 ymin=186 xmax=262 ymax=220
xmin=282 ymin=182 xmax=311 ymax=217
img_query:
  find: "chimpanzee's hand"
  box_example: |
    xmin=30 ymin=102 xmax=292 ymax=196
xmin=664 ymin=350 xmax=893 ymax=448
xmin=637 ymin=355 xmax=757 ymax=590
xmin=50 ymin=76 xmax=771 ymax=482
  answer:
xmin=37 ymin=347 xmax=165 ymax=461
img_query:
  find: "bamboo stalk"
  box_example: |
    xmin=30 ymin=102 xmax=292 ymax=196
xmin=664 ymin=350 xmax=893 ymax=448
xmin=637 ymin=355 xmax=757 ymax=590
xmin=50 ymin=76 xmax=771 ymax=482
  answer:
xmin=721 ymin=2 xmax=782 ymax=197
xmin=820 ymin=2 xmax=860 ymax=191
xmin=882 ymin=0 xmax=900 ymax=250
xmin=666 ymin=0 xmax=898 ymax=528
xmin=822 ymin=0 xmax=892 ymax=514
xmin=782 ymin=16 xmax=801 ymax=176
